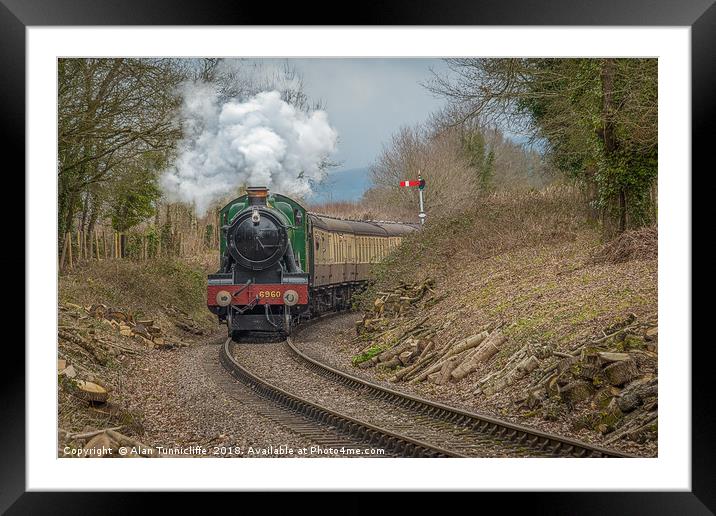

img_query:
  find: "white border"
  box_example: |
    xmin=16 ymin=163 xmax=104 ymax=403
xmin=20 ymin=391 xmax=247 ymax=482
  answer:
xmin=28 ymin=27 xmax=690 ymax=490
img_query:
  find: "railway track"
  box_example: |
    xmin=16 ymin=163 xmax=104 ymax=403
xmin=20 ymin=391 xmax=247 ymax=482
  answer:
xmin=220 ymin=338 xmax=459 ymax=457
xmin=222 ymin=315 xmax=631 ymax=458
xmin=285 ymin=328 xmax=631 ymax=458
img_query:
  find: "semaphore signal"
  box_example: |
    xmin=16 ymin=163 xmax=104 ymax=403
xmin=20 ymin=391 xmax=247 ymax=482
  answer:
xmin=399 ymin=171 xmax=427 ymax=225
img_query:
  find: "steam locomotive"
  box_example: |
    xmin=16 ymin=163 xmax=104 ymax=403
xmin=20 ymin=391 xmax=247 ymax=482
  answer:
xmin=207 ymin=187 xmax=417 ymax=338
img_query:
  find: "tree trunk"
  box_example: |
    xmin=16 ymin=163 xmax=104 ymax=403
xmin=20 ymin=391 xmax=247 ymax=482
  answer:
xmin=59 ymin=188 xmax=79 ymax=257
xmin=86 ymin=188 xmax=101 ymax=256
xmin=619 ymin=188 xmax=627 ymax=233
xmin=80 ymin=191 xmax=90 ymax=233
xmin=600 ymin=58 xmax=627 ymax=236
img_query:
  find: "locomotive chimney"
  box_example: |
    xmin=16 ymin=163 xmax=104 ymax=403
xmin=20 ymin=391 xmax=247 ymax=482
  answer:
xmin=246 ymin=186 xmax=269 ymax=206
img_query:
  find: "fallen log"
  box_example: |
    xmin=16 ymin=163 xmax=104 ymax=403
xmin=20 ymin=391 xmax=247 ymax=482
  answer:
xmin=451 ymin=331 xmax=507 ymax=381
xmin=402 ymin=352 xmax=441 ymax=381
xmin=603 ymin=359 xmax=639 ymax=386
xmin=408 ymin=332 xmax=488 ymax=384
xmin=604 ymin=410 xmax=657 ymax=445
xmin=597 ymin=352 xmax=631 ymax=363
xmin=443 ymin=331 xmax=490 ymax=359
xmin=417 ymin=340 xmax=435 ymax=360
xmin=391 ymin=350 xmax=439 ymax=381
xmin=398 ymin=350 xmax=414 ymax=366
xmin=377 ymin=356 xmax=402 ymax=369
xmin=74 ymin=380 xmax=109 ymax=403
xmin=483 ymin=355 xmax=541 ymax=396
xmin=409 ymin=352 xmax=454 ymax=384
xmin=434 ymin=353 xmax=467 ymax=385
xmin=560 ymin=380 xmax=594 ymax=404
xmin=376 ymin=338 xmax=417 ymax=363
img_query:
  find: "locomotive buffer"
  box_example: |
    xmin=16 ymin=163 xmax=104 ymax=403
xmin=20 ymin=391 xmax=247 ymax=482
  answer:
xmin=399 ymin=173 xmax=427 ymax=225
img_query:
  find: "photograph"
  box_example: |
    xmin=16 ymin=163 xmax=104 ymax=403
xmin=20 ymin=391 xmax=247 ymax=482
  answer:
xmin=56 ymin=56 xmax=659 ymax=460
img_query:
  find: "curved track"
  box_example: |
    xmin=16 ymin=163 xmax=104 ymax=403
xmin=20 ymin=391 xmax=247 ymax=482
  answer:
xmin=222 ymin=314 xmax=631 ymax=458
xmin=220 ymin=338 xmax=460 ymax=457
xmin=285 ymin=332 xmax=631 ymax=458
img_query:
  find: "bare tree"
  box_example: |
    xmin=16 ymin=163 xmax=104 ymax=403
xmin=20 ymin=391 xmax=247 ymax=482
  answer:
xmin=426 ymin=58 xmax=658 ymax=236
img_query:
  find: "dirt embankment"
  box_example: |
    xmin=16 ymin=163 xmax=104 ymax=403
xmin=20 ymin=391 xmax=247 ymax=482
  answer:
xmin=57 ymin=258 xmax=220 ymax=457
xmin=344 ymin=188 xmax=658 ymax=456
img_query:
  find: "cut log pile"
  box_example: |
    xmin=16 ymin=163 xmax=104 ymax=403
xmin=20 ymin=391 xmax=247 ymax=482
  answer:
xmin=355 ymin=279 xmax=440 ymax=336
xmin=88 ymin=303 xmax=173 ymax=348
xmin=511 ymin=317 xmax=659 ymax=444
xmin=62 ymin=302 xmax=183 ymax=350
xmin=352 ymin=284 xmax=658 ymax=445
xmin=58 ymin=302 xmax=190 ymax=414
xmin=353 ymin=279 xmax=511 ymax=386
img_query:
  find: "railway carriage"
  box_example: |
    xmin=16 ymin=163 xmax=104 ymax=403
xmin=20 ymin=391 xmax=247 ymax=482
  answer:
xmin=207 ymin=186 xmax=417 ymax=338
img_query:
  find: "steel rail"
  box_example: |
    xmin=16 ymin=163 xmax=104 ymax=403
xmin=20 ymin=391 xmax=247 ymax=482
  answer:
xmin=220 ymin=338 xmax=463 ymax=458
xmin=285 ymin=324 xmax=632 ymax=459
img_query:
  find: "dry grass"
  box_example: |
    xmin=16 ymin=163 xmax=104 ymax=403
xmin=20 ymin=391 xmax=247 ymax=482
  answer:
xmin=363 ymin=186 xmax=589 ymax=293
xmin=590 ymin=226 xmax=658 ymax=264
xmin=358 ymin=186 xmax=657 ymax=350
xmin=59 ymin=257 xmax=215 ymax=328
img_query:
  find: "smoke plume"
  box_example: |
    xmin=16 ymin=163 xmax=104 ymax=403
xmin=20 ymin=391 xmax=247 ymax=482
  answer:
xmin=161 ymin=83 xmax=337 ymax=215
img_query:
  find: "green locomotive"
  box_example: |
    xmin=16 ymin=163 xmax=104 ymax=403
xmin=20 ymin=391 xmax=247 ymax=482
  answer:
xmin=207 ymin=186 xmax=417 ymax=338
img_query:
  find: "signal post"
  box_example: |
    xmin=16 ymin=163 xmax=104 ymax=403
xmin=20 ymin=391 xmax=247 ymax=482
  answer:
xmin=399 ymin=172 xmax=427 ymax=225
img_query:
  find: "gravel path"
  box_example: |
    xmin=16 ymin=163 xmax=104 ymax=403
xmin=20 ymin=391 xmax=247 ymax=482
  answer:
xmin=292 ymin=312 xmax=652 ymax=457
xmin=233 ymin=320 xmax=553 ymax=457
xmin=116 ymin=334 xmax=331 ymax=457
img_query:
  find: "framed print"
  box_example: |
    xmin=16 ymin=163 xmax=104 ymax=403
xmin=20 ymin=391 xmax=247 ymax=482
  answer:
xmin=4 ymin=0 xmax=709 ymax=512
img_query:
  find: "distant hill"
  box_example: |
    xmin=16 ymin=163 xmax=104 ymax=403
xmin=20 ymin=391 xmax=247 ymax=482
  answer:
xmin=310 ymin=167 xmax=372 ymax=203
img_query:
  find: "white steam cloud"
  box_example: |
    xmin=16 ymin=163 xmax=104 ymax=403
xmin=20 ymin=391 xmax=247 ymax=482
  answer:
xmin=161 ymin=83 xmax=338 ymax=215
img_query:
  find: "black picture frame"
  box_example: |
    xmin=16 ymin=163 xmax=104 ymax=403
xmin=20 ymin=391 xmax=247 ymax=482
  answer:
xmin=5 ymin=0 xmax=707 ymax=512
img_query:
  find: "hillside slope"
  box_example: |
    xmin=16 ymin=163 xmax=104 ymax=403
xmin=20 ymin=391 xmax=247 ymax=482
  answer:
xmin=57 ymin=257 xmax=220 ymax=454
xmin=345 ymin=187 xmax=658 ymax=456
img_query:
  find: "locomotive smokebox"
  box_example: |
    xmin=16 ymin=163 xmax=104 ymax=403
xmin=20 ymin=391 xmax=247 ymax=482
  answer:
xmin=226 ymin=187 xmax=289 ymax=271
xmin=247 ymin=186 xmax=269 ymax=206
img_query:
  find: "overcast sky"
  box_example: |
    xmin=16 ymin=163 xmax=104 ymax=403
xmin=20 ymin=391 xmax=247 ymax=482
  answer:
xmin=288 ymin=58 xmax=448 ymax=172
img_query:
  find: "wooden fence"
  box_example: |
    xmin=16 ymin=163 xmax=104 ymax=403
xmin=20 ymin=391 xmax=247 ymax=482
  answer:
xmin=59 ymin=226 xmax=219 ymax=272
